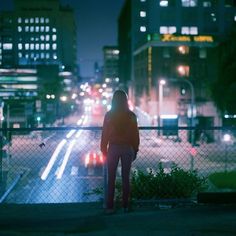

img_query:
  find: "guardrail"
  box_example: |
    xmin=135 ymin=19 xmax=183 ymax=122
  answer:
xmin=0 ymin=127 xmax=235 ymax=205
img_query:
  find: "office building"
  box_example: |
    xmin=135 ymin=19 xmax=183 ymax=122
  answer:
xmin=118 ymin=0 xmax=236 ymax=128
xmin=103 ymin=46 xmax=120 ymax=84
xmin=0 ymin=0 xmax=77 ymax=127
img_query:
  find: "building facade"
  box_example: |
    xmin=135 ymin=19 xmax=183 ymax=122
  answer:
xmin=0 ymin=0 xmax=77 ymax=127
xmin=103 ymin=46 xmax=120 ymax=83
xmin=118 ymin=0 xmax=236 ymax=129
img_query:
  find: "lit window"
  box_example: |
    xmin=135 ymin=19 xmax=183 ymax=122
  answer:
xmin=182 ymin=0 xmax=197 ymax=7
xmin=211 ymin=13 xmax=217 ymax=22
xmin=30 ymin=18 xmax=34 ymax=23
xmin=52 ymin=43 xmax=57 ymax=50
xmin=140 ymin=11 xmax=146 ymax=17
xmin=25 ymin=26 xmax=29 ymax=32
xmin=113 ymin=49 xmax=119 ymax=54
xmin=25 ymin=18 xmax=29 ymax=23
xmin=45 ymin=44 xmax=50 ymax=50
xmin=45 ymin=35 xmax=50 ymax=41
xmin=40 ymin=35 xmax=45 ymax=41
xmin=35 ymin=44 xmax=39 ymax=50
xmin=45 ymin=18 xmax=49 ymax=23
xmin=18 ymin=18 xmax=22 ymax=24
xmin=18 ymin=26 xmax=22 ymax=32
xmin=169 ymin=26 xmax=176 ymax=34
xmin=30 ymin=26 xmax=34 ymax=32
xmin=31 ymin=53 xmax=34 ymax=59
xmin=35 ymin=26 xmax=39 ymax=32
xmin=46 ymin=53 xmax=50 ymax=59
xmin=25 ymin=54 xmax=29 ymax=59
xmin=45 ymin=26 xmax=50 ymax=32
xmin=40 ymin=26 xmax=44 ymax=32
xmin=52 ymin=35 xmax=57 ymax=41
xmin=25 ymin=43 xmax=29 ymax=50
xmin=177 ymin=65 xmax=189 ymax=76
xmin=140 ymin=26 xmax=146 ymax=32
xmin=41 ymin=52 xmax=45 ymax=59
xmin=53 ymin=53 xmax=57 ymax=60
xmin=234 ymin=15 xmax=236 ymax=21
xmin=140 ymin=0 xmax=146 ymax=2
xmin=160 ymin=0 xmax=168 ymax=6
xmin=18 ymin=52 xmax=22 ymax=58
xmin=52 ymin=28 xmax=57 ymax=32
xmin=30 ymin=44 xmax=34 ymax=50
xmin=30 ymin=37 xmax=35 ymax=41
xmin=190 ymin=27 xmax=198 ymax=35
xmin=178 ymin=46 xmax=189 ymax=54
xmin=40 ymin=44 xmax=45 ymax=50
xmin=35 ymin=17 xmax=39 ymax=23
xmin=40 ymin=17 xmax=44 ymax=23
xmin=160 ymin=26 xmax=168 ymax=34
xmin=160 ymin=26 xmax=176 ymax=34
xmin=3 ymin=43 xmax=12 ymax=50
xmin=18 ymin=43 xmax=23 ymax=50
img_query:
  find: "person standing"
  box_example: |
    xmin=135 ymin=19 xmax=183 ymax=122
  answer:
xmin=100 ymin=90 xmax=140 ymax=213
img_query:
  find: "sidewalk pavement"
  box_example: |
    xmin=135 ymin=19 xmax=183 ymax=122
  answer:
xmin=0 ymin=202 xmax=236 ymax=236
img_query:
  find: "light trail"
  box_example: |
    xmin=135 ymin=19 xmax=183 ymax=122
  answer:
xmin=41 ymin=139 xmax=67 ymax=180
xmin=56 ymin=139 xmax=76 ymax=179
xmin=66 ymin=129 xmax=76 ymax=139
xmin=41 ymin=114 xmax=89 ymax=181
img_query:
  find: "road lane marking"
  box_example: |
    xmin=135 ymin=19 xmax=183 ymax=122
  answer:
xmin=41 ymin=139 xmax=67 ymax=181
xmin=56 ymin=139 xmax=76 ymax=179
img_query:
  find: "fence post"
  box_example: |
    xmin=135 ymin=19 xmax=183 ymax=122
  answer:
xmin=224 ymin=143 xmax=228 ymax=172
xmin=103 ymin=160 xmax=107 ymax=209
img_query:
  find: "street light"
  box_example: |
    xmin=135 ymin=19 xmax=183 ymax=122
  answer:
xmin=158 ymin=79 xmax=166 ymax=135
xmin=60 ymin=95 xmax=68 ymax=125
xmin=223 ymin=133 xmax=232 ymax=172
xmin=159 ymin=78 xmax=196 ymax=145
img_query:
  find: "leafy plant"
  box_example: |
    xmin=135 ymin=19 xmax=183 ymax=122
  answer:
xmin=131 ymin=165 xmax=207 ymax=200
xmin=85 ymin=165 xmax=207 ymax=202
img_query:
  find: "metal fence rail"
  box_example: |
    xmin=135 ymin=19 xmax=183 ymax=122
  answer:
xmin=0 ymin=127 xmax=235 ymax=204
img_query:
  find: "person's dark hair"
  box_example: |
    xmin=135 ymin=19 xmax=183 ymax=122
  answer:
xmin=111 ymin=90 xmax=129 ymax=111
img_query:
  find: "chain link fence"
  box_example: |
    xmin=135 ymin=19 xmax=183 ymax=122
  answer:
xmin=0 ymin=127 xmax=235 ymax=204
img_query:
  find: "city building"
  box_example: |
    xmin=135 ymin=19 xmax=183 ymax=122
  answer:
xmin=0 ymin=0 xmax=77 ymax=127
xmin=103 ymin=46 xmax=120 ymax=85
xmin=118 ymin=0 xmax=236 ymax=130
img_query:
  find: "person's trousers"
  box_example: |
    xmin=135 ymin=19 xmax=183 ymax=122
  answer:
xmin=106 ymin=144 xmax=134 ymax=209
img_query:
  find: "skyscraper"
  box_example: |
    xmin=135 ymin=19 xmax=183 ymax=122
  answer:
xmin=0 ymin=0 xmax=77 ymax=127
xmin=118 ymin=0 xmax=236 ymax=127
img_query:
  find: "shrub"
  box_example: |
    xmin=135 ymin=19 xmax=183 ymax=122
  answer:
xmin=131 ymin=165 xmax=207 ymax=200
xmin=85 ymin=165 xmax=207 ymax=202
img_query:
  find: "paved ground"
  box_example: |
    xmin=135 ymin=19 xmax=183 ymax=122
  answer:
xmin=0 ymin=202 xmax=235 ymax=236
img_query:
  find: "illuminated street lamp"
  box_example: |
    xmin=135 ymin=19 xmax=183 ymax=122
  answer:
xmin=158 ymin=79 xmax=166 ymax=135
xmin=60 ymin=95 xmax=68 ymax=125
xmin=223 ymin=133 xmax=232 ymax=172
xmin=159 ymin=78 xmax=196 ymax=144
xmin=60 ymin=95 xmax=68 ymax=102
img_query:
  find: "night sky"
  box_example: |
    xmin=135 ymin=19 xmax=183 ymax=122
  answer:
xmin=0 ymin=0 xmax=125 ymax=77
